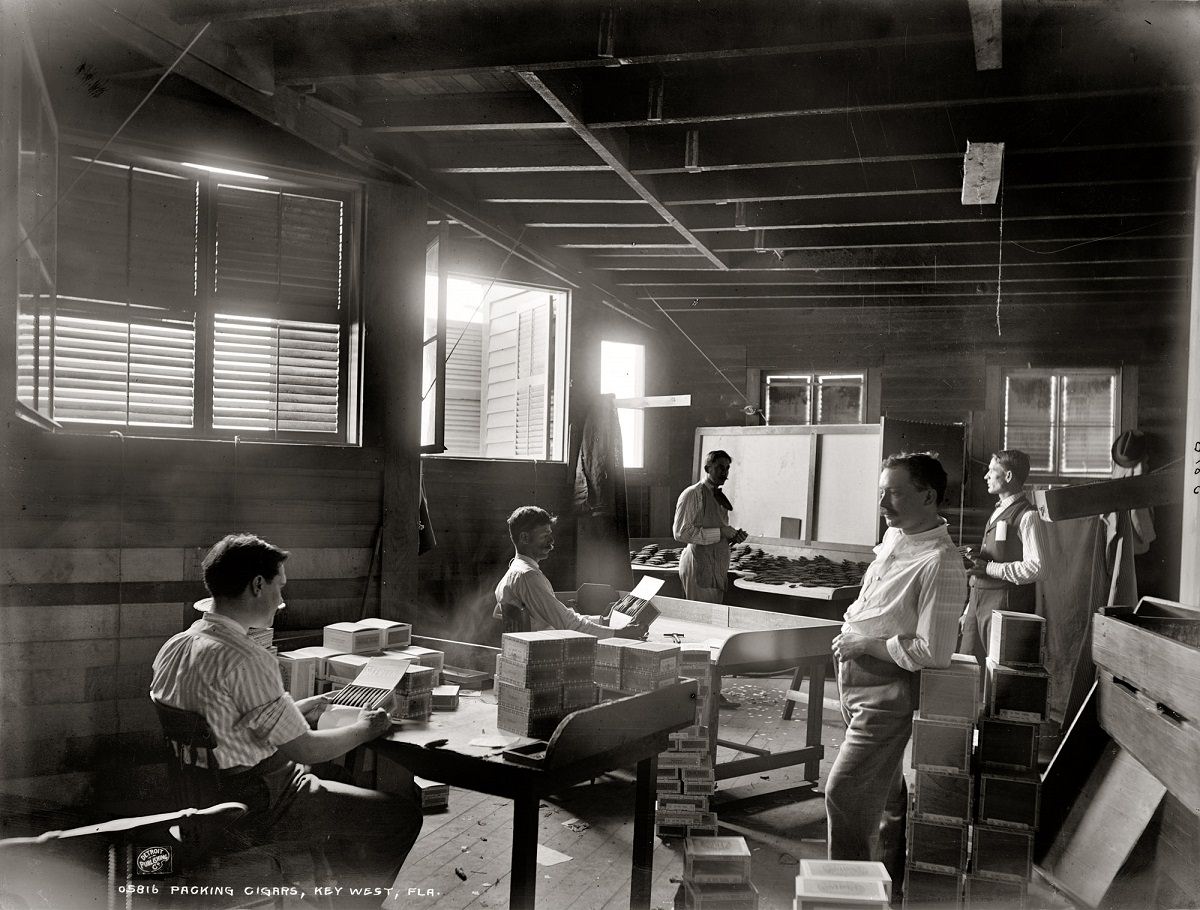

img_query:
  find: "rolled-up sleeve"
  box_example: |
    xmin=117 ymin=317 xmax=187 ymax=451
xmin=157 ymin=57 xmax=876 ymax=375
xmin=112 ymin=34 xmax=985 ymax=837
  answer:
xmin=517 ymin=571 xmax=613 ymax=637
xmin=673 ymin=486 xmax=722 ymax=545
xmin=985 ymin=510 xmax=1047 ymax=585
xmin=886 ymin=553 xmax=968 ymax=671
xmin=232 ymin=660 xmax=309 ymax=747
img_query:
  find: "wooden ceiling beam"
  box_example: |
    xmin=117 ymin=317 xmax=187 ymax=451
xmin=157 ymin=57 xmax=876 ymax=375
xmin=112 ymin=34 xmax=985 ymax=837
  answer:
xmin=649 ymin=289 xmax=1159 ymax=312
xmin=624 ymin=97 xmax=1195 ymax=172
xmin=169 ymin=0 xmax=401 ymax=22
xmin=616 ymin=259 xmax=1190 ymax=286
xmin=427 ymin=141 xmax=606 ymax=173
xmin=519 ymin=71 xmax=727 ymax=269
xmin=633 ymin=275 xmax=1180 ymax=298
xmin=646 ymin=145 xmax=1196 ymax=206
xmin=359 ymin=93 xmax=570 ymax=132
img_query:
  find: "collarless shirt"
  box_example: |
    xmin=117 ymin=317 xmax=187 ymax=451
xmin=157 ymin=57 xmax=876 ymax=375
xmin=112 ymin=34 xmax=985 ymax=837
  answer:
xmin=842 ymin=520 xmax=968 ymax=672
xmin=491 ymin=554 xmax=612 ymax=637
xmin=984 ymin=492 xmax=1048 ymax=586
xmin=150 ymin=612 xmax=308 ymax=770
xmin=672 ymin=480 xmax=727 ymax=546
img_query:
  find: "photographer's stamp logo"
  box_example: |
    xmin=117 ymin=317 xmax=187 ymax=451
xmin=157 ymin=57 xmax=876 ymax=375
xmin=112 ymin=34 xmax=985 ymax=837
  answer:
xmin=135 ymin=846 xmax=173 ymax=876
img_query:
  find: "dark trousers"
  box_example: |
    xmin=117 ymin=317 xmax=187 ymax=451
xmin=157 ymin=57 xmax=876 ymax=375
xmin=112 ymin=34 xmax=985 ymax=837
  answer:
xmin=825 ymin=654 xmax=915 ymax=891
xmin=223 ymin=754 xmax=423 ymax=908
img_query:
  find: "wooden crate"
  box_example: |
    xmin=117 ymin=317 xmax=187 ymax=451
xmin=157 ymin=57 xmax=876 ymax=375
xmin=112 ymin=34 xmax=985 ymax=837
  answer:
xmin=684 ymin=835 xmax=751 ymax=883
xmin=918 ymin=654 xmax=981 ymax=723
xmin=977 ymin=772 xmax=1040 ymax=830
xmin=1093 ymin=601 xmax=1200 ymax=810
xmin=683 ymin=880 xmax=759 ymax=910
xmin=971 ymin=824 xmax=1034 ymax=882
xmin=906 ymin=818 xmax=969 ymax=873
xmin=984 ymin=661 xmax=1050 ymax=722
xmin=977 ymin=717 xmax=1040 ymax=773
xmin=911 ymin=713 xmax=974 ymax=773
xmin=987 ymin=611 xmax=1046 ymax=668
xmin=902 ymin=866 xmax=962 ymax=909
xmin=964 ymin=874 xmax=1028 ymax=909
xmin=912 ymin=769 xmax=973 ymax=823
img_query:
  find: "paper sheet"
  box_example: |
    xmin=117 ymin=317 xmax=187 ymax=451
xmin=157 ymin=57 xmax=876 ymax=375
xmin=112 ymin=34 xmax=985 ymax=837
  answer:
xmin=536 ymin=845 xmax=572 ymax=866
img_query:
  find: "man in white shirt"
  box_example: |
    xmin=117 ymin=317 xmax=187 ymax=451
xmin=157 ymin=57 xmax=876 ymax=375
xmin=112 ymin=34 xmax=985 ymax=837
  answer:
xmin=672 ymin=450 xmax=748 ymax=603
xmin=825 ymin=453 xmax=968 ymax=895
xmin=959 ymin=449 xmax=1048 ymax=663
xmin=493 ymin=506 xmax=647 ymax=638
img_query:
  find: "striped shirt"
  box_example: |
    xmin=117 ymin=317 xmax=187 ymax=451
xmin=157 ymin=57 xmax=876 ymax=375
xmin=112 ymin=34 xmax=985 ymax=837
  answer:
xmin=842 ymin=520 xmax=969 ymax=672
xmin=150 ymin=612 xmax=308 ymax=770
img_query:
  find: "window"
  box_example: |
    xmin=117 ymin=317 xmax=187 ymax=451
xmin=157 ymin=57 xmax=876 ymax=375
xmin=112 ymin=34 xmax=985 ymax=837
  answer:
xmin=765 ymin=373 xmax=864 ymax=425
xmin=1004 ymin=368 xmax=1117 ymax=476
xmin=600 ymin=340 xmax=645 ymax=469
xmin=16 ymin=150 xmax=356 ymax=441
xmin=420 ymin=264 xmax=568 ymax=461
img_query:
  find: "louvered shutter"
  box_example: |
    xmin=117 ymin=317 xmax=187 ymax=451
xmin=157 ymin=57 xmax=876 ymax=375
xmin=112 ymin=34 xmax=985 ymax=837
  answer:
xmin=1059 ymin=372 xmax=1115 ymax=475
xmin=444 ymin=318 xmax=482 ymax=455
xmin=482 ymin=296 xmax=550 ymax=459
xmin=212 ymin=185 xmax=344 ymax=435
xmin=1004 ymin=372 xmax=1055 ymax=472
xmin=52 ymin=159 xmax=198 ymax=427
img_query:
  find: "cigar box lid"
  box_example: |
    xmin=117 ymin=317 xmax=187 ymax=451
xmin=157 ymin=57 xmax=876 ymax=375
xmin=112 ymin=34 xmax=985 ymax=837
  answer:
xmin=684 ymin=836 xmax=751 ymax=859
xmin=794 ymin=878 xmax=889 ymax=901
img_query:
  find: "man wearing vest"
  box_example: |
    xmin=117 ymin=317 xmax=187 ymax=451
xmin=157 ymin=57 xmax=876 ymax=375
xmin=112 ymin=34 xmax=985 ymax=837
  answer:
xmin=959 ymin=449 xmax=1049 ymax=663
xmin=672 ymin=449 xmax=748 ymax=603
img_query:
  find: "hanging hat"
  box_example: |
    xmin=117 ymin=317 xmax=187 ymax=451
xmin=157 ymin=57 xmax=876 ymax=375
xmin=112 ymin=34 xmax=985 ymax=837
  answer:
xmin=1111 ymin=430 xmax=1147 ymax=468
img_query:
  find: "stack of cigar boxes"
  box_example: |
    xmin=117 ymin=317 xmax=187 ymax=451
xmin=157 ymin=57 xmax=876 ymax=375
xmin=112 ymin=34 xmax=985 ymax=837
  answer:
xmin=594 ymin=639 xmax=680 ymax=696
xmin=906 ymin=653 xmax=980 ymax=908
xmin=673 ymin=836 xmax=758 ymax=910
xmin=795 ymin=860 xmax=890 ymax=910
xmin=968 ymin=611 xmax=1045 ymax=907
xmin=496 ymin=631 xmax=597 ymax=739
xmin=413 ymin=776 xmax=449 ymax=812
xmin=393 ymin=663 xmax=439 ymax=720
xmin=656 ymin=644 xmax=717 ymax=838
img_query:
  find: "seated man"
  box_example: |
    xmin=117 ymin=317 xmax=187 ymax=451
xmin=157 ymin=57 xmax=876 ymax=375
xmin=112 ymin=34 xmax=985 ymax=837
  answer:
xmin=492 ymin=506 xmax=647 ymax=638
xmin=151 ymin=533 xmax=421 ymax=905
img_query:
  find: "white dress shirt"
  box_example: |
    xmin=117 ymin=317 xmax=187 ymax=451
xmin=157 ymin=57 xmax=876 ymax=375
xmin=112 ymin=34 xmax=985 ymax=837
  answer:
xmin=985 ymin=493 xmax=1048 ymax=585
xmin=492 ymin=555 xmax=612 ymax=637
xmin=842 ymin=520 xmax=968 ymax=672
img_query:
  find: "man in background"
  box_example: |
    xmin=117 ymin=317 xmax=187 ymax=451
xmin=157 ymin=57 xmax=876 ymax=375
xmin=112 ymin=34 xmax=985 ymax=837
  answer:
xmin=494 ymin=506 xmax=647 ymax=638
xmin=151 ymin=533 xmax=422 ymax=906
xmin=959 ymin=449 xmax=1048 ymax=663
xmin=672 ymin=449 xmax=748 ymax=603
xmin=825 ymin=453 xmax=968 ymax=894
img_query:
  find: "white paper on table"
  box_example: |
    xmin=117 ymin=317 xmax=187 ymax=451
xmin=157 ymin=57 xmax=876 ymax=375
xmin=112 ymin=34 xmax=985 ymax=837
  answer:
xmin=316 ymin=705 xmax=363 ymax=730
xmin=536 ymin=845 xmax=572 ymax=866
xmin=469 ymin=732 xmax=520 ymax=749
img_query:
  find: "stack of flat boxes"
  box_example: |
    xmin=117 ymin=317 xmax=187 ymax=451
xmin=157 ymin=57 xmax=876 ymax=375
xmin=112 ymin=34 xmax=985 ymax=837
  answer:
xmin=496 ymin=631 xmax=597 ymax=739
xmin=905 ymin=653 xmax=980 ymax=908
xmin=969 ymin=612 xmax=1046 ymax=909
xmin=673 ymin=836 xmax=758 ymax=910
xmin=653 ymin=645 xmax=716 ymax=837
xmin=794 ymin=860 xmax=891 ymax=910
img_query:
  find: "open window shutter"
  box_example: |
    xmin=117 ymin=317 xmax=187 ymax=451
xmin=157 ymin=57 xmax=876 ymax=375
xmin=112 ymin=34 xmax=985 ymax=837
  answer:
xmin=483 ymin=309 xmax=519 ymax=457
xmin=514 ymin=302 xmax=550 ymax=459
xmin=444 ymin=318 xmax=482 ymax=454
xmin=212 ymin=185 xmax=344 ymax=435
xmin=482 ymin=296 xmax=550 ymax=459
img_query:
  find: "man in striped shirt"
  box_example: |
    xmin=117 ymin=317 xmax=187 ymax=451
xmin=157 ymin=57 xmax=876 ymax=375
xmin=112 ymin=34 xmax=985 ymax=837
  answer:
xmin=825 ymin=453 xmax=969 ymax=898
xmin=151 ymin=534 xmax=421 ymax=905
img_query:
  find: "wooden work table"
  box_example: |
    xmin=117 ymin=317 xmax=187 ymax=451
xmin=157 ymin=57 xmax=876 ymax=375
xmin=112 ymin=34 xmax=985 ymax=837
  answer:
xmin=647 ymin=595 xmax=840 ymax=782
xmin=370 ymin=681 xmax=697 ymax=910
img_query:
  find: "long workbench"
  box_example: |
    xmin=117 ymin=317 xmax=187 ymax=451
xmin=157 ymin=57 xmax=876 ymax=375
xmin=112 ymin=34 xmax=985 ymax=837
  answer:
xmin=647 ymin=594 xmax=840 ymax=782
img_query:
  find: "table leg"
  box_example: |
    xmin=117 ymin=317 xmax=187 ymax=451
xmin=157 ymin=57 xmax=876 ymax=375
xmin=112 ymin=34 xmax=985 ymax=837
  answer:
xmin=781 ymin=665 xmax=805 ymax=721
xmin=708 ymin=666 xmax=721 ymax=757
xmin=509 ymin=794 xmax=539 ymax=910
xmin=630 ymin=755 xmax=657 ymax=910
xmin=804 ymin=658 xmax=827 ymax=782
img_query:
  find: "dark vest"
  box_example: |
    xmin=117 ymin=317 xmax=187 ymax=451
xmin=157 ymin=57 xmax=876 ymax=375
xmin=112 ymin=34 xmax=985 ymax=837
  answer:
xmin=972 ymin=496 xmax=1036 ymax=609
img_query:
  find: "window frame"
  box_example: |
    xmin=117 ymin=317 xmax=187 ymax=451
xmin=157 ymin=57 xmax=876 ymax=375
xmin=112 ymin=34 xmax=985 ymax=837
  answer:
xmin=763 ymin=370 xmax=866 ymax=426
xmin=600 ymin=339 xmax=646 ymax=470
xmin=27 ymin=139 xmax=363 ymax=445
xmin=1001 ymin=365 xmax=1121 ymax=480
xmin=420 ymin=261 xmax=571 ymax=464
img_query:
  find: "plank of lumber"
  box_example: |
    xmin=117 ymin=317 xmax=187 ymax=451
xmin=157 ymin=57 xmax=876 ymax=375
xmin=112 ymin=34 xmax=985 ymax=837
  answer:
xmin=1034 ymin=470 xmax=1180 ymax=521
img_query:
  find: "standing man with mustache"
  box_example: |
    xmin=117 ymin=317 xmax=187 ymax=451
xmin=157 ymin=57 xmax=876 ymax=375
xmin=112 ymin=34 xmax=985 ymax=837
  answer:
xmin=493 ymin=506 xmax=647 ymax=638
xmin=672 ymin=449 xmax=748 ymax=604
xmin=824 ymin=453 xmax=968 ymax=899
